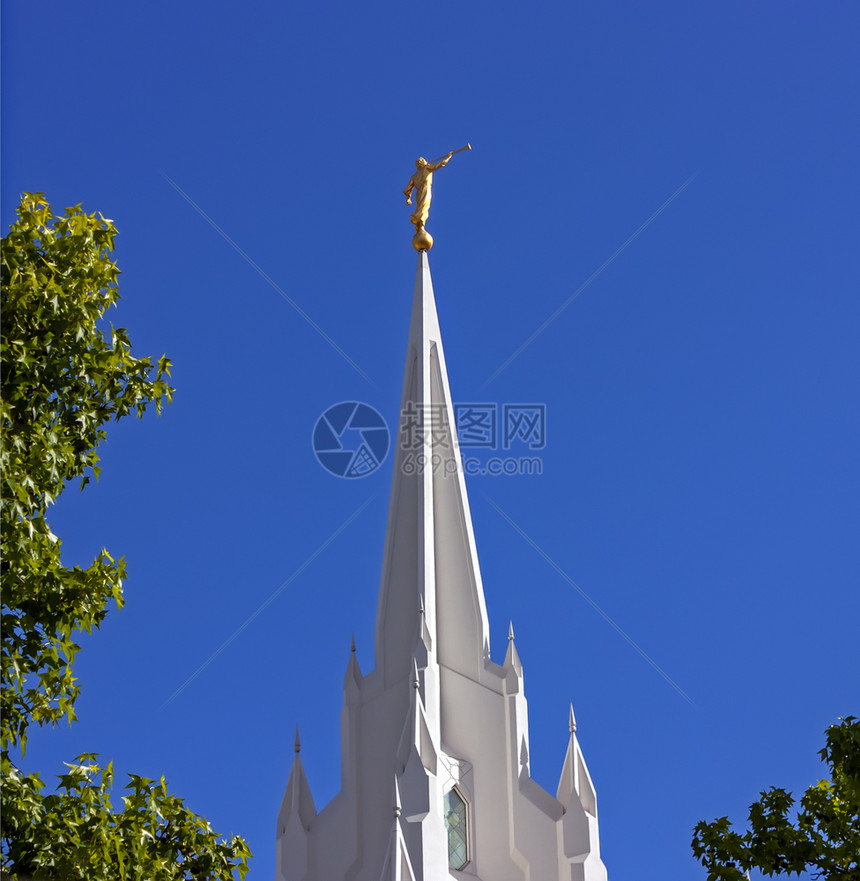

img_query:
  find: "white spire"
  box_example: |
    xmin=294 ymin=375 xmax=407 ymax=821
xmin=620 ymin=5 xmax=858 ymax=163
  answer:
xmin=343 ymin=637 xmax=362 ymax=706
xmin=279 ymin=726 xmax=315 ymax=829
xmin=557 ymin=706 xmax=597 ymax=816
xmin=276 ymin=725 xmax=317 ymax=880
xmin=504 ymin=620 xmax=523 ymax=678
xmin=378 ymin=777 xmax=418 ymax=881
xmin=375 ymin=252 xmax=490 ymax=688
xmin=396 ymin=663 xmax=437 ymax=778
xmin=556 ymin=706 xmax=605 ymax=878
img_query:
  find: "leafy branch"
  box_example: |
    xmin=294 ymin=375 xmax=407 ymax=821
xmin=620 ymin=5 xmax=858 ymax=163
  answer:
xmin=1 ymin=194 xmax=250 ymax=879
xmin=692 ymin=717 xmax=860 ymax=880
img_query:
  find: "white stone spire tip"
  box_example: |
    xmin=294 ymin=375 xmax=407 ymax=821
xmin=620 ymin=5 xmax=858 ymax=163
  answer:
xmin=294 ymin=725 xmax=301 ymax=754
xmin=569 ymin=703 xmax=577 ymax=734
xmin=508 ymin=621 xmax=515 ymax=641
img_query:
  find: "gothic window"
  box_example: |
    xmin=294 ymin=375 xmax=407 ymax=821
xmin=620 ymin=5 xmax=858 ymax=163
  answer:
xmin=444 ymin=786 xmax=469 ymax=870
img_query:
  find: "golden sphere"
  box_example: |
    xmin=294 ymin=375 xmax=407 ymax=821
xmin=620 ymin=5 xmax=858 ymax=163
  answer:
xmin=412 ymin=230 xmax=434 ymax=251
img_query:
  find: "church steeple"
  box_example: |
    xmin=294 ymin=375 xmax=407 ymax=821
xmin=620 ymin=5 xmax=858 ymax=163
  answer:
xmin=375 ymin=251 xmax=491 ymax=689
xmin=275 ymin=252 xmax=609 ymax=881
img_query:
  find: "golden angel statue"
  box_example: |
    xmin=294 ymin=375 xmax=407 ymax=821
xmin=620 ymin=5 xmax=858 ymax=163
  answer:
xmin=403 ymin=144 xmax=470 ymax=250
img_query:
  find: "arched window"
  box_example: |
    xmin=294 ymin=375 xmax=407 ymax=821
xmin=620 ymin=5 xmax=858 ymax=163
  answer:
xmin=443 ymin=786 xmax=469 ymax=869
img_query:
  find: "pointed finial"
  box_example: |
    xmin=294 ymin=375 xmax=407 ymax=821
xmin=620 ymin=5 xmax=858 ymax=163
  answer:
xmin=411 ymin=657 xmax=421 ymax=689
xmin=350 ymin=633 xmax=356 ymax=653
xmin=419 ymin=595 xmax=425 ymax=616
xmin=508 ymin=621 xmax=515 ymax=641
xmin=294 ymin=725 xmax=301 ymax=754
xmin=393 ymin=777 xmax=402 ymax=818
xmin=568 ymin=703 xmax=577 ymax=734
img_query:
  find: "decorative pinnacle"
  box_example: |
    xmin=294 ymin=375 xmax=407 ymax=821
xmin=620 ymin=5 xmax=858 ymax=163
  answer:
xmin=411 ymin=657 xmax=421 ymax=689
xmin=419 ymin=595 xmax=425 ymax=616
xmin=350 ymin=633 xmax=356 ymax=653
xmin=569 ymin=703 xmax=577 ymax=734
xmin=294 ymin=725 xmax=301 ymax=754
xmin=393 ymin=777 xmax=402 ymax=818
xmin=508 ymin=621 xmax=515 ymax=641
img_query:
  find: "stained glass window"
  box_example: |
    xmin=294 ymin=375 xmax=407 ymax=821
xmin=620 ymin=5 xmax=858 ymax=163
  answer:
xmin=444 ymin=787 xmax=468 ymax=869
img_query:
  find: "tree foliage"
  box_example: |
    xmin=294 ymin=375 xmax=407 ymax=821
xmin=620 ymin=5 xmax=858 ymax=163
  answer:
xmin=1 ymin=194 xmax=250 ymax=878
xmin=2 ymin=756 xmax=250 ymax=880
xmin=692 ymin=716 xmax=860 ymax=880
xmin=1 ymin=193 xmax=172 ymax=754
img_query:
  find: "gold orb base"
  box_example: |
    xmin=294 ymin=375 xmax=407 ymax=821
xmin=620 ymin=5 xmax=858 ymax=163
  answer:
xmin=412 ymin=230 xmax=434 ymax=252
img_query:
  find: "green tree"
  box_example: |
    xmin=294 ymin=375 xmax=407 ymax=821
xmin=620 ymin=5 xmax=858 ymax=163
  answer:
xmin=1 ymin=193 xmax=250 ymax=878
xmin=692 ymin=716 xmax=860 ymax=880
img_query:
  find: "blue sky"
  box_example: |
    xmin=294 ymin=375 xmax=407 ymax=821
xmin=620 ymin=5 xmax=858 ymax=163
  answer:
xmin=3 ymin=2 xmax=859 ymax=878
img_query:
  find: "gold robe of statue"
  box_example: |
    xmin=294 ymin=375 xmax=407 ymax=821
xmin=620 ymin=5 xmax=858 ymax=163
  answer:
xmin=403 ymin=154 xmax=451 ymax=233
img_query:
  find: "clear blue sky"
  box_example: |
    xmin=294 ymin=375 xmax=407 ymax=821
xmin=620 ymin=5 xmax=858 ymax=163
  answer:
xmin=3 ymin=2 xmax=859 ymax=878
